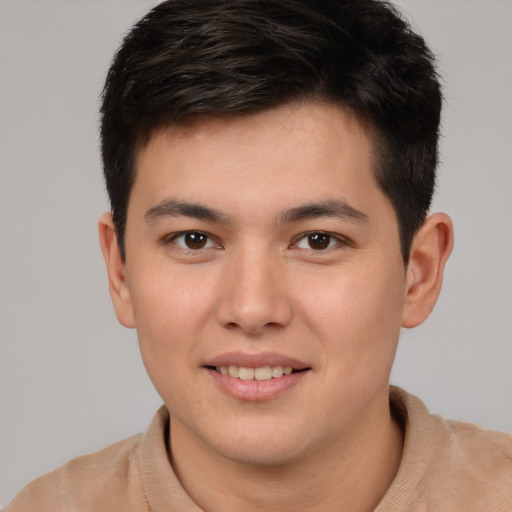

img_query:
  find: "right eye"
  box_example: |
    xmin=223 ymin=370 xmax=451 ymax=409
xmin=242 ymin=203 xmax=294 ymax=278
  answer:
xmin=170 ymin=231 xmax=217 ymax=250
xmin=294 ymin=232 xmax=337 ymax=251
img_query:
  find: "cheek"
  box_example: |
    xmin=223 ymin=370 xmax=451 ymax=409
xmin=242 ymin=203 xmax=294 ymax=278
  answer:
xmin=129 ymin=259 xmax=215 ymax=335
xmin=132 ymin=290 xmax=204 ymax=413
xmin=126 ymin=264 xmax=215 ymax=390
xmin=299 ymin=263 xmax=405 ymax=373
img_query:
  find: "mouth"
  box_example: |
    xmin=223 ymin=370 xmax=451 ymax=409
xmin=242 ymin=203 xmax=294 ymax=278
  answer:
xmin=203 ymin=355 xmax=311 ymax=400
xmin=206 ymin=365 xmax=310 ymax=381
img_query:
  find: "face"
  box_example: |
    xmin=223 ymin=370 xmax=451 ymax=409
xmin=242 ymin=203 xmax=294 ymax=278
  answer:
xmin=115 ymin=102 xmax=409 ymax=465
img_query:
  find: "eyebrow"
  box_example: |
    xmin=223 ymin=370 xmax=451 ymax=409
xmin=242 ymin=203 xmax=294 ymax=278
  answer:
xmin=144 ymin=198 xmax=369 ymax=226
xmin=279 ymin=199 xmax=369 ymax=224
xmin=144 ymin=199 xmax=229 ymax=224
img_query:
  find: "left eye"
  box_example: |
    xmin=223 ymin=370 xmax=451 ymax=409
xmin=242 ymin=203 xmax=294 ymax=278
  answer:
xmin=294 ymin=232 xmax=338 ymax=250
xmin=171 ymin=231 xmax=217 ymax=250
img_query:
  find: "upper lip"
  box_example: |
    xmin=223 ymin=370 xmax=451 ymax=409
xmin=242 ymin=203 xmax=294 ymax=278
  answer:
xmin=204 ymin=351 xmax=310 ymax=370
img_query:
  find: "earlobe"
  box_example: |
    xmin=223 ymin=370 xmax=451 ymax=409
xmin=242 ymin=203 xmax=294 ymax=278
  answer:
xmin=98 ymin=213 xmax=136 ymax=328
xmin=402 ymin=213 xmax=454 ymax=328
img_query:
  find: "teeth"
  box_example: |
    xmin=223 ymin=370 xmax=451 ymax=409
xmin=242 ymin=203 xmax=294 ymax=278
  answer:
xmin=254 ymin=366 xmax=272 ymax=380
xmin=217 ymin=365 xmax=294 ymax=380
xmin=271 ymin=366 xmax=283 ymax=378
xmin=239 ymin=367 xmax=255 ymax=380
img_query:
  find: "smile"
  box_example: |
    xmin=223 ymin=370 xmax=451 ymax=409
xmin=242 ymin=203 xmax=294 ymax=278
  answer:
xmin=214 ymin=365 xmax=296 ymax=380
xmin=205 ymin=360 xmax=310 ymax=401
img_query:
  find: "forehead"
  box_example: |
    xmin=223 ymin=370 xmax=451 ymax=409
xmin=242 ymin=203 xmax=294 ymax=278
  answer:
xmin=130 ymin=102 xmax=388 ymax=223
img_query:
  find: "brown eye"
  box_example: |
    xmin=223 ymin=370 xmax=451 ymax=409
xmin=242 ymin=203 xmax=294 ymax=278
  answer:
xmin=294 ymin=232 xmax=341 ymax=251
xmin=184 ymin=232 xmax=208 ymax=249
xmin=307 ymin=232 xmax=331 ymax=250
xmin=172 ymin=231 xmax=215 ymax=250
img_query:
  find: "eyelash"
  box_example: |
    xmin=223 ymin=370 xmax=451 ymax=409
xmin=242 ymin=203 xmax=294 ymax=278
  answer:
xmin=163 ymin=230 xmax=351 ymax=253
xmin=164 ymin=231 xmax=221 ymax=251
xmin=292 ymin=231 xmax=350 ymax=251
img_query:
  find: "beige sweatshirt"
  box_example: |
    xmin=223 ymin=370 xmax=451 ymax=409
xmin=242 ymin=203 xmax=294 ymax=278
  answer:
xmin=5 ymin=387 xmax=512 ymax=511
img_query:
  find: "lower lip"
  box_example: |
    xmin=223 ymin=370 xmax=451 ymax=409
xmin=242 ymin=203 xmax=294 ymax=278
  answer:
xmin=206 ymin=368 xmax=309 ymax=401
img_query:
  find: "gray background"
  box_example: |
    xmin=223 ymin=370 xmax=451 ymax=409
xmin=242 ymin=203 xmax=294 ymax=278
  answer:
xmin=1 ymin=0 xmax=511 ymax=506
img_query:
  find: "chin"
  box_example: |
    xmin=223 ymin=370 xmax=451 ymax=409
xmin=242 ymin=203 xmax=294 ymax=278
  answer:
xmin=205 ymin=419 xmax=318 ymax=468
xmin=220 ymin=442 xmax=306 ymax=468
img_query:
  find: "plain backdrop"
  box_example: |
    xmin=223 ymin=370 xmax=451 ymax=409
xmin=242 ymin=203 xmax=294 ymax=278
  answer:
xmin=1 ymin=0 xmax=511 ymax=506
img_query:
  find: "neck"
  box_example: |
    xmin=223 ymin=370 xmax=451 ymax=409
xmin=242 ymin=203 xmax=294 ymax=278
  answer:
xmin=169 ymin=388 xmax=403 ymax=512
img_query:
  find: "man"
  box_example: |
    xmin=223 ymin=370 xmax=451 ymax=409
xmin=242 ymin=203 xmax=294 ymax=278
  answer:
xmin=6 ymin=0 xmax=512 ymax=510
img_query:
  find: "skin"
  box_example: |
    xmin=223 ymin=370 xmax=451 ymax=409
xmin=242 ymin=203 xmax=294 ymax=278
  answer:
xmin=99 ymin=101 xmax=453 ymax=511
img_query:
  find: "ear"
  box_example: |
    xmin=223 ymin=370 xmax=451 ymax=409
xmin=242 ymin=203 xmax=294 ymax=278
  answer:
xmin=98 ymin=213 xmax=136 ymax=328
xmin=402 ymin=213 xmax=454 ymax=328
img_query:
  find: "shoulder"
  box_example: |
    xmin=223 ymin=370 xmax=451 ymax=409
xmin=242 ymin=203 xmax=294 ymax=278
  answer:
xmin=441 ymin=416 xmax=512 ymax=483
xmin=427 ymin=416 xmax=512 ymax=510
xmin=5 ymin=434 xmax=147 ymax=512
xmin=383 ymin=387 xmax=512 ymax=511
xmin=392 ymin=386 xmax=512 ymax=467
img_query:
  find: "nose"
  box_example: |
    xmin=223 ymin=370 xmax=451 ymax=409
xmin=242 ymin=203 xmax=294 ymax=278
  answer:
xmin=216 ymin=245 xmax=293 ymax=335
